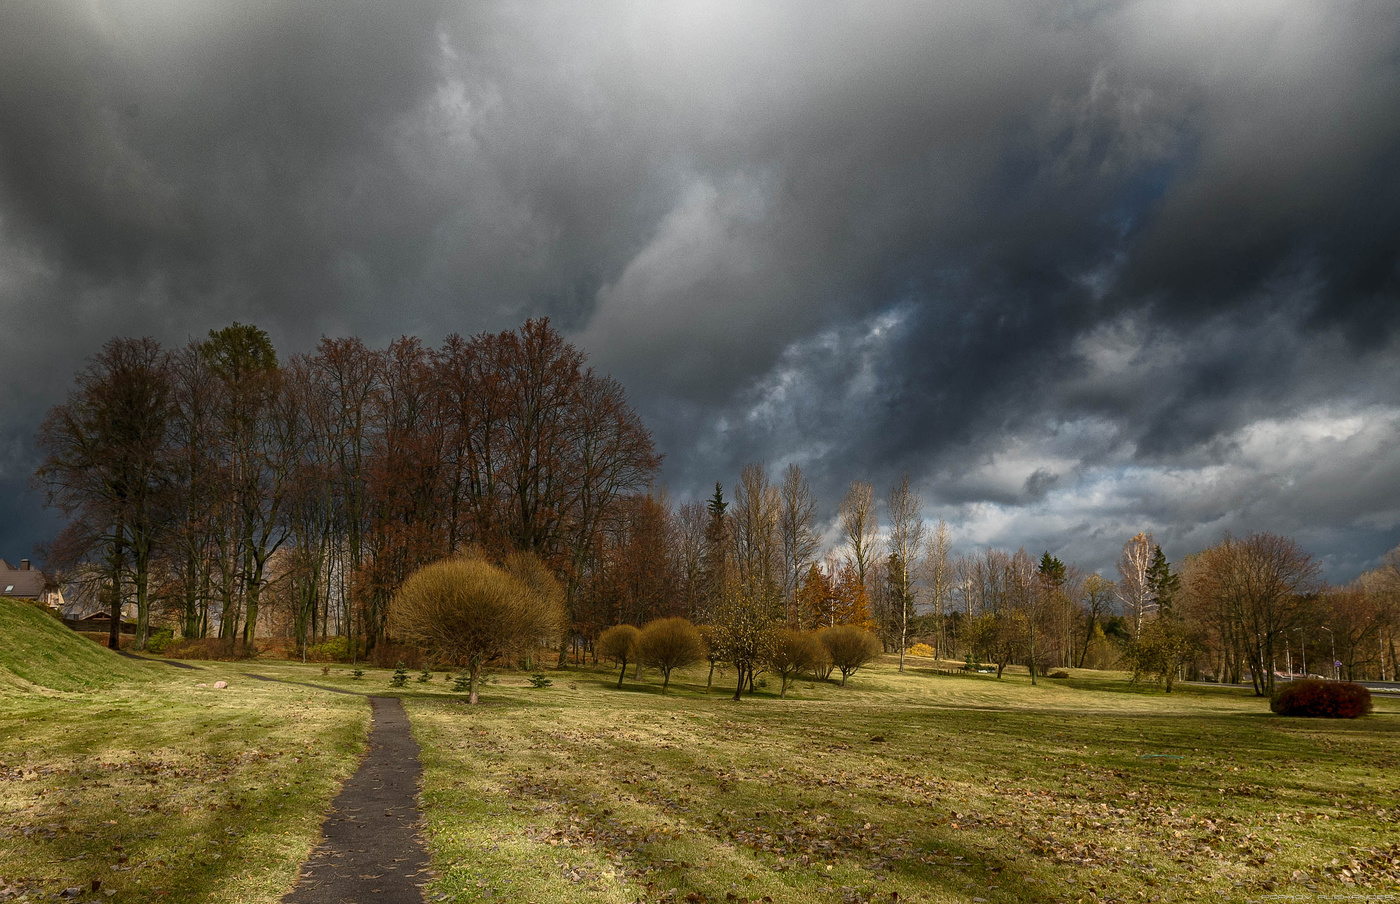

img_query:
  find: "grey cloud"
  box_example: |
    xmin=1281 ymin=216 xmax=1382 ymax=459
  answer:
xmin=1 ymin=1 xmax=1397 ymax=580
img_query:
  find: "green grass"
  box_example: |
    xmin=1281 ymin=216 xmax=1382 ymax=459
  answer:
xmin=4 ymin=601 xmax=1397 ymax=904
xmin=398 ymin=656 xmax=1400 ymax=904
xmin=0 ymin=599 xmax=369 ymax=904
xmin=0 ymin=596 xmax=149 ymax=693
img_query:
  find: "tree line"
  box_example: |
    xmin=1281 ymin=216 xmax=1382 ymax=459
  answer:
xmin=35 ymin=319 xmax=658 ymax=655
xmin=34 ymin=322 xmax=1399 ymax=695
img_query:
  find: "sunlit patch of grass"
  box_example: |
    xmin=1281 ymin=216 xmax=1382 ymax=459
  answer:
xmin=0 ymin=669 xmax=367 ymax=904
xmin=406 ymin=658 xmax=1400 ymax=904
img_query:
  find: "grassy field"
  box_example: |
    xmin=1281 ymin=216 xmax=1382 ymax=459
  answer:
xmin=4 ymin=600 xmax=1398 ymax=904
xmin=391 ymin=657 xmax=1400 ymax=904
xmin=0 ymin=599 xmax=369 ymax=904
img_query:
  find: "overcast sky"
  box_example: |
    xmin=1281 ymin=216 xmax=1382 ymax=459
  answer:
xmin=2 ymin=1 xmax=1398 ymax=581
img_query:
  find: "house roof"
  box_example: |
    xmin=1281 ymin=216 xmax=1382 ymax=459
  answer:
xmin=1 ymin=559 xmax=50 ymax=599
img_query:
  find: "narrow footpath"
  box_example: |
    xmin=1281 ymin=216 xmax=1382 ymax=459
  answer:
xmin=281 ymin=695 xmax=431 ymax=904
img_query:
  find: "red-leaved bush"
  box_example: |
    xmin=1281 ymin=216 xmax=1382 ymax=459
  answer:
xmin=1270 ymin=679 xmax=1372 ymax=718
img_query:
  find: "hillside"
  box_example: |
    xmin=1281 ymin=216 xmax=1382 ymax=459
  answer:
xmin=0 ymin=596 xmax=149 ymax=693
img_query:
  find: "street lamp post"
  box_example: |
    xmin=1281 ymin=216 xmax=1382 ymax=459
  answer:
xmin=1320 ymin=626 xmax=1336 ymax=680
xmin=1294 ymin=628 xmax=1307 ymax=678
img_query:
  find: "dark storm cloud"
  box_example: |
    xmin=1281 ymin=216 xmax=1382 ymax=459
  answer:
xmin=1 ymin=1 xmax=1398 ymax=579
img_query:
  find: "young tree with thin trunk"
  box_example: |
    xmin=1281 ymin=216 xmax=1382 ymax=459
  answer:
xmin=778 ymin=464 xmax=820 ymax=627
xmin=1078 ymin=573 xmax=1115 ymax=668
xmin=839 ymin=480 xmax=879 ymax=592
xmin=1118 ymin=531 xmax=1155 ymax=636
xmin=732 ymin=463 xmax=781 ymax=601
xmin=709 ymin=580 xmax=780 ymax=700
xmin=598 ymin=624 xmax=641 ymax=688
xmin=638 ymin=617 xmax=706 ymax=693
xmin=921 ymin=518 xmax=953 ymax=659
xmin=818 ymin=625 xmax=882 ymax=686
xmin=886 ymin=473 xmax=926 ymax=672
xmin=766 ymin=628 xmax=824 ymax=696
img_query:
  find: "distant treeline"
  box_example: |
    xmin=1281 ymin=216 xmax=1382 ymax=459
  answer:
xmin=33 ymin=320 xmax=1398 ymax=692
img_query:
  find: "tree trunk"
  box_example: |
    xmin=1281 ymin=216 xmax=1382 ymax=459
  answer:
xmin=617 ymin=661 xmax=627 ymax=688
xmin=469 ymin=658 xmax=482 ymax=704
xmin=732 ymin=662 xmax=745 ymax=701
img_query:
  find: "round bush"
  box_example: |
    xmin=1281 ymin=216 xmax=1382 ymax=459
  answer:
xmin=1270 ymin=679 xmax=1372 ymax=718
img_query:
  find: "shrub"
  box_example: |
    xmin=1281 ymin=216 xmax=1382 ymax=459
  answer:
xmin=389 ymin=553 xmax=565 ymax=704
xmin=306 ymin=636 xmax=352 ymax=663
xmin=163 ymin=638 xmax=253 ymax=661
xmin=417 ymin=668 xmax=432 ymax=683
xmin=528 ymin=673 xmax=552 ymax=688
xmin=1271 ymin=679 xmax=1372 ymax=718
xmin=351 ymin=668 xmax=365 ymax=680
xmin=638 ymin=617 xmax=706 ymax=693
xmin=598 ymin=625 xmax=641 ymax=689
xmin=145 ymin=628 xmax=176 ymax=654
xmin=766 ymin=629 xmax=824 ymax=697
xmin=818 ymin=626 xmax=882 ymax=686
xmin=1048 ymin=669 xmax=1070 ymax=679
xmin=390 ymin=662 xmax=409 ymax=688
xmin=906 ymin=642 xmax=935 ymax=658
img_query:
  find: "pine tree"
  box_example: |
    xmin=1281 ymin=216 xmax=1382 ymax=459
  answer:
xmin=1146 ymin=546 xmax=1180 ymax=618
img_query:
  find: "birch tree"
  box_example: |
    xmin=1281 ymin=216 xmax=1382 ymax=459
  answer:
xmin=1117 ymin=531 xmax=1155 ymax=635
xmin=886 ymin=473 xmax=926 ymax=671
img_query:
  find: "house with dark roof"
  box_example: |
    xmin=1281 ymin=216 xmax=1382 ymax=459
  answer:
xmin=1 ymin=558 xmax=65 ymax=611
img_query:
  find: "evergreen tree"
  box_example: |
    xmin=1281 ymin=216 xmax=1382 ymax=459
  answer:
xmin=1146 ymin=546 xmax=1180 ymax=618
xmin=697 ymin=483 xmax=732 ymax=621
xmin=1038 ymin=551 xmax=1066 ymax=587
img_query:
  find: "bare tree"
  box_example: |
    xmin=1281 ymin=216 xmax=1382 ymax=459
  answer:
xmin=886 ymin=474 xmax=926 ymax=672
xmin=778 ymin=464 xmax=820 ymax=628
xmin=732 ymin=463 xmax=782 ymax=600
xmin=839 ymin=480 xmax=879 ymax=592
xmin=921 ymin=518 xmax=953 ymax=659
xmin=1184 ymin=532 xmax=1321 ymax=695
xmin=1077 ymin=573 xmax=1116 ymax=668
xmin=674 ymin=500 xmax=708 ymax=621
xmin=1117 ymin=531 xmax=1155 ymax=636
xmin=34 ymin=338 xmax=174 ymax=650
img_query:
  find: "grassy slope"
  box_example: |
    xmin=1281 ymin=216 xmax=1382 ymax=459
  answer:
xmin=0 ymin=598 xmax=369 ymax=904
xmin=376 ymin=657 xmax=1400 ymax=904
xmin=0 ymin=596 xmax=148 ymax=693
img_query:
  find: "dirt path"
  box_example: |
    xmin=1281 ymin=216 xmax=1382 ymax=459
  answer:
xmin=281 ymin=696 xmax=431 ymax=904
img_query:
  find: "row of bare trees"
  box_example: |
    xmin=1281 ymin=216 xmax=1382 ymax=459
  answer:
xmin=35 ymin=328 xmax=1397 ymax=686
xmin=35 ymin=320 xmax=659 ymax=653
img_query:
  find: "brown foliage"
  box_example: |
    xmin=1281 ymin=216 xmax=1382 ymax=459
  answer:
xmin=818 ymin=625 xmax=881 ymax=686
xmin=1271 ymin=679 xmax=1373 ymax=718
xmin=389 ymin=555 xmax=564 ymax=703
xmin=598 ymin=624 xmax=641 ymax=688
xmin=766 ymin=629 xmax=824 ymax=696
xmin=638 ymin=617 xmax=706 ymax=693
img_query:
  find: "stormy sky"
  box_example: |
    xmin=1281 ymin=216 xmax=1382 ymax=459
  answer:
xmin=2 ymin=1 xmax=1398 ymax=581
